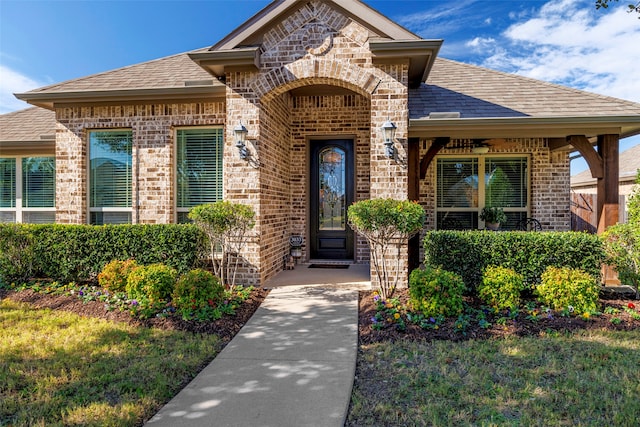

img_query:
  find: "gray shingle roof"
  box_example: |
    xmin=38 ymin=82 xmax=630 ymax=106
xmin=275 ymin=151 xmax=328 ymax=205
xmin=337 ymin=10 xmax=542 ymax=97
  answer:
xmin=410 ymin=58 xmax=640 ymax=119
xmin=0 ymin=107 xmax=56 ymax=143
xmin=24 ymin=49 xmax=219 ymax=94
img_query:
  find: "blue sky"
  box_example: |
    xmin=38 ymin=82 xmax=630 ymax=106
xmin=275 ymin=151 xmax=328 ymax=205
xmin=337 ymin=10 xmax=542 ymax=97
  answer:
xmin=1 ymin=0 xmax=639 ymax=173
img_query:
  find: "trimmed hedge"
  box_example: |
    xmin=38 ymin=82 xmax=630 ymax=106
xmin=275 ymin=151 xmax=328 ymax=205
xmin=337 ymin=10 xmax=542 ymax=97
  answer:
xmin=423 ymin=230 xmax=605 ymax=292
xmin=0 ymin=224 xmax=205 ymax=284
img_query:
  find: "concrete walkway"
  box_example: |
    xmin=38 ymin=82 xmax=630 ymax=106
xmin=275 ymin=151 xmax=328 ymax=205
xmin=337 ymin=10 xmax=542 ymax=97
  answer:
xmin=146 ymin=285 xmax=359 ymax=427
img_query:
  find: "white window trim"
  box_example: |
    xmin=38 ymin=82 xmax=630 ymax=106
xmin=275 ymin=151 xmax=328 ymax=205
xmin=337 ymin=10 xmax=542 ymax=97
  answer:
xmin=435 ymin=153 xmax=531 ymax=230
xmin=0 ymin=155 xmax=56 ymax=224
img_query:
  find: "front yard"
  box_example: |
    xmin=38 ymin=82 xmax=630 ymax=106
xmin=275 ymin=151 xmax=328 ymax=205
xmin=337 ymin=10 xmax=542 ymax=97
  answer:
xmin=2 ymin=285 xmax=639 ymax=426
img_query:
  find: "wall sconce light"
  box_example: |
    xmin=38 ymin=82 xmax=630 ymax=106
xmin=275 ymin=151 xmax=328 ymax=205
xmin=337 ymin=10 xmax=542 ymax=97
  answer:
xmin=381 ymin=119 xmax=397 ymax=159
xmin=234 ymin=122 xmax=249 ymax=160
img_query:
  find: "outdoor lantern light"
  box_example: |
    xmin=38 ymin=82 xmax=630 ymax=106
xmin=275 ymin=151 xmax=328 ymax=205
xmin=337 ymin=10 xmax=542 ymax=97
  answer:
xmin=381 ymin=119 xmax=397 ymax=159
xmin=234 ymin=122 xmax=249 ymax=160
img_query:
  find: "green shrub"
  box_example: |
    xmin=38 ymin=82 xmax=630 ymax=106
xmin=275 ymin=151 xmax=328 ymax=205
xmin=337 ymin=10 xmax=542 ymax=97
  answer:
xmin=478 ymin=266 xmax=525 ymax=310
xmin=348 ymin=199 xmax=425 ymax=299
xmin=423 ymin=230 xmax=604 ymax=292
xmin=536 ymin=266 xmax=600 ymax=315
xmin=97 ymin=259 xmax=139 ymax=293
xmin=173 ymin=269 xmax=225 ymax=318
xmin=0 ymin=224 xmax=204 ymax=284
xmin=408 ymin=266 xmax=465 ymax=318
xmin=0 ymin=224 xmax=35 ymax=284
xmin=126 ymin=263 xmax=177 ymax=303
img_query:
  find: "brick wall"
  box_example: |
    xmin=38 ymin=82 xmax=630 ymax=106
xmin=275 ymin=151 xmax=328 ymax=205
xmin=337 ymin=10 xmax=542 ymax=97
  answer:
xmin=223 ymin=2 xmax=411 ymax=285
xmin=55 ymin=103 xmax=225 ymax=224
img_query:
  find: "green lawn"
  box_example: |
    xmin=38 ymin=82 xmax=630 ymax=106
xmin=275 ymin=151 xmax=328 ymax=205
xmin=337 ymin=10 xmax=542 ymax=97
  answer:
xmin=0 ymin=299 xmax=220 ymax=427
xmin=347 ymin=330 xmax=640 ymax=426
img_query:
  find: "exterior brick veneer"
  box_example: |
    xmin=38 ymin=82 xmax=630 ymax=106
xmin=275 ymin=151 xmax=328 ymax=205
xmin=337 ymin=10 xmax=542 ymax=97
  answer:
xmin=47 ymin=2 xmax=574 ymax=289
xmin=55 ymin=103 xmax=225 ymax=224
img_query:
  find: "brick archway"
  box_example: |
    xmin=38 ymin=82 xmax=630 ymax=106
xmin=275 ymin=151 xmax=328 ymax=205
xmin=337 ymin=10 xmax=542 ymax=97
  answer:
xmin=253 ymin=58 xmax=379 ymax=102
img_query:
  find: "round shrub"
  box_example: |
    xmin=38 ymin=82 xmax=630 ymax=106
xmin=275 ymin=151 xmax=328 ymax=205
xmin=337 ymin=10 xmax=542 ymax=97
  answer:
xmin=478 ymin=265 xmax=525 ymax=310
xmin=536 ymin=266 xmax=600 ymax=315
xmin=173 ymin=269 xmax=224 ymax=315
xmin=98 ymin=259 xmax=139 ymax=293
xmin=409 ymin=266 xmax=465 ymax=318
xmin=126 ymin=263 xmax=176 ymax=303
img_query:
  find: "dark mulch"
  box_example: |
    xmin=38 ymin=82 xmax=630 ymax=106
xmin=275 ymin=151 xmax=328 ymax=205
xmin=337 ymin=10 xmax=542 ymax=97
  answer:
xmin=0 ymin=287 xmax=269 ymax=345
xmin=359 ymin=289 xmax=640 ymax=344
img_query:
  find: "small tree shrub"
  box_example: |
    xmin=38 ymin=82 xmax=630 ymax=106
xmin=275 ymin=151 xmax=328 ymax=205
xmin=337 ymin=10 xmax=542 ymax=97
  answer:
xmin=126 ymin=263 xmax=176 ymax=303
xmin=173 ymin=269 xmax=225 ymax=318
xmin=98 ymin=259 xmax=139 ymax=293
xmin=408 ymin=266 xmax=465 ymax=318
xmin=536 ymin=266 xmax=600 ymax=315
xmin=348 ymin=199 xmax=425 ymax=299
xmin=189 ymin=201 xmax=255 ymax=289
xmin=478 ymin=266 xmax=525 ymax=310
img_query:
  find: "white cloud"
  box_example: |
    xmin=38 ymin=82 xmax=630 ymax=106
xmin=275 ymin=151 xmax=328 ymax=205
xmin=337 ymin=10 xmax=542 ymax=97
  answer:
xmin=465 ymin=36 xmax=496 ymax=50
xmin=0 ymin=65 xmax=43 ymax=114
xmin=482 ymin=0 xmax=640 ymax=102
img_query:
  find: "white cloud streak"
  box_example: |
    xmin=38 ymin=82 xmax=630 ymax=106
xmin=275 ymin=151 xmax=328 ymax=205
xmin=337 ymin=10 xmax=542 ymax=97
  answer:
xmin=482 ymin=0 xmax=640 ymax=102
xmin=0 ymin=65 xmax=42 ymax=114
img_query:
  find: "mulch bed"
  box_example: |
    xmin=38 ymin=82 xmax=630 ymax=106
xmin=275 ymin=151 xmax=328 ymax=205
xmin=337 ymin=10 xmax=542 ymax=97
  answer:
xmin=3 ymin=287 xmax=639 ymax=346
xmin=0 ymin=287 xmax=269 ymax=346
xmin=358 ymin=289 xmax=640 ymax=344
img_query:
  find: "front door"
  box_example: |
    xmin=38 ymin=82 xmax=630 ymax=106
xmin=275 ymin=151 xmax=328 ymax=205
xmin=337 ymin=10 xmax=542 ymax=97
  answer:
xmin=310 ymin=139 xmax=354 ymax=259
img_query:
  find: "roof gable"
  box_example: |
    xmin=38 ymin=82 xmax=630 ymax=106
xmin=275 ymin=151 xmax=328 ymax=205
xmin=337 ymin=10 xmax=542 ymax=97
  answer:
xmin=211 ymin=0 xmax=420 ymax=52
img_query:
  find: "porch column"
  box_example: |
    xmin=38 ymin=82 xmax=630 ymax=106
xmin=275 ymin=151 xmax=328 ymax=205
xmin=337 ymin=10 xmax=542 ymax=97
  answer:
xmin=596 ymin=134 xmax=620 ymax=234
xmin=597 ymin=134 xmax=621 ymax=285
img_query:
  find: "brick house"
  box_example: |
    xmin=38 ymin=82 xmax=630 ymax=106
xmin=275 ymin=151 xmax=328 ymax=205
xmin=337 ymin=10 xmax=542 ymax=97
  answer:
xmin=2 ymin=0 xmax=640 ymax=286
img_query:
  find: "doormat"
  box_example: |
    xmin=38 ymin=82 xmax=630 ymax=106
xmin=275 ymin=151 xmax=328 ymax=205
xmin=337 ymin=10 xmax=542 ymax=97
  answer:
xmin=308 ymin=264 xmax=350 ymax=269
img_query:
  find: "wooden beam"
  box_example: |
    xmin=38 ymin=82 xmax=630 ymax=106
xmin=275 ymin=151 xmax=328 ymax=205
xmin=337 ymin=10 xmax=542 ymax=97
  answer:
xmin=597 ymin=134 xmax=620 ymax=234
xmin=419 ymin=137 xmax=450 ymax=179
xmin=596 ymin=134 xmax=621 ymax=285
xmin=567 ymin=135 xmax=603 ymax=179
xmin=548 ymin=137 xmax=570 ymax=151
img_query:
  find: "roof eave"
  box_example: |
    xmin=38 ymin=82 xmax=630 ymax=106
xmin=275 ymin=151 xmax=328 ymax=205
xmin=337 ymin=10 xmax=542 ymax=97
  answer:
xmin=409 ymin=116 xmax=640 ymax=139
xmin=189 ymin=47 xmax=261 ymax=77
xmin=15 ymin=86 xmax=226 ymax=110
xmin=370 ymin=39 xmax=443 ymax=88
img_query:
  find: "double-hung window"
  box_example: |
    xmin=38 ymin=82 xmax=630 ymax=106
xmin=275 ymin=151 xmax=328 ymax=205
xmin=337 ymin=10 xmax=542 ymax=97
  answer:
xmin=436 ymin=156 xmax=529 ymax=230
xmin=89 ymin=130 xmax=132 ymax=225
xmin=0 ymin=156 xmax=56 ymax=223
xmin=176 ymin=128 xmax=224 ymax=223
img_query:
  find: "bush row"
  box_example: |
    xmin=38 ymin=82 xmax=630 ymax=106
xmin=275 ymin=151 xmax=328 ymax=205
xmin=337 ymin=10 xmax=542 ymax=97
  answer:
xmin=423 ymin=230 xmax=605 ymax=292
xmin=0 ymin=224 xmax=205 ymax=284
xmin=409 ymin=264 xmax=600 ymax=317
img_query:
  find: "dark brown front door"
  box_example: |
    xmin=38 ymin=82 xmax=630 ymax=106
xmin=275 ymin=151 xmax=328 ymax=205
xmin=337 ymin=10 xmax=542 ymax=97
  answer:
xmin=310 ymin=139 xmax=354 ymax=259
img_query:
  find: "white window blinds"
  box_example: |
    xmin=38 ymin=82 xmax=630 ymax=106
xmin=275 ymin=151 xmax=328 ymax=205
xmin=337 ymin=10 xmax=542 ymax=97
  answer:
xmin=176 ymin=128 xmax=223 ymax=209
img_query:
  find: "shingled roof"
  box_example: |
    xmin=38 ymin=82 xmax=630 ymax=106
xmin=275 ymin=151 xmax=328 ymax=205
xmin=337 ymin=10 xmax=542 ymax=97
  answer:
xmin=410 ymin=58 xmax=640 ymax=119
xmin=15 ymin=49 xmax=226 ymax=109
xmin=0 ymin=107 xmax=56 ymax=154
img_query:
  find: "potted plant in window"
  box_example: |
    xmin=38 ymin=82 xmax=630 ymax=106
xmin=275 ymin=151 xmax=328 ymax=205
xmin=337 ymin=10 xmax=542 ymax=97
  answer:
xmin=480 ymin=207 xmax=507 ymax=231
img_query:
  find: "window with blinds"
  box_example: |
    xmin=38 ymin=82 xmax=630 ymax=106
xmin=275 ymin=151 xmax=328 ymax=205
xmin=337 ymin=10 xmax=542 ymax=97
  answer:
xmin=436 ymin=156 xmax=529 ymax=230
xmin=0 ymin=158 xmax=16 ymax=209
xmin=89 ymin=130 xmax=132 ymax=224
xmin=0 ymin=156 xmax=56 ymax=224
xmin=22 ymin=157 xmax=55 ymax=208
xmin=176 ymin=128 xmax=223 ymax=222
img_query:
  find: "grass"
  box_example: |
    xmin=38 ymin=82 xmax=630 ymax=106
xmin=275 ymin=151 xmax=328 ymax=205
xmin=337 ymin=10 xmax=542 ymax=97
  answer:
xmin=347 ymin=330 xmax=640 ymax=427
xmin=0 ymin=299 xmax=221 ymax=427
